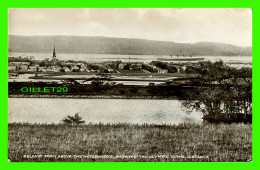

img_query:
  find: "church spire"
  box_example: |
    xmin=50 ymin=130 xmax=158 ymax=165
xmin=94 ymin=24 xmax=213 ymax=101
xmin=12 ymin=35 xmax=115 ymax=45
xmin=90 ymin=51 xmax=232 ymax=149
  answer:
xmin=52 ymin=45 xmax=56 ymax=58
xmin=52 ymin=45 xmax=57 ymax=65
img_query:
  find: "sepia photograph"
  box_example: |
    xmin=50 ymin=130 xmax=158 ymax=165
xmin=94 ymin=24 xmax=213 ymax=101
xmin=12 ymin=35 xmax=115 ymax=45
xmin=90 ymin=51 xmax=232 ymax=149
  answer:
xmin=8 ymin=8 xmax=252 ymax=162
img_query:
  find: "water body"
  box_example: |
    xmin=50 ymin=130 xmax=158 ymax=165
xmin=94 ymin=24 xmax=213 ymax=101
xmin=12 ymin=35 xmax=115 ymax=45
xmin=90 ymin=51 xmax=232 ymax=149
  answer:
xmin=8 ymin=98 xmax=202 ymax=125
xmin=9 ymin=52 xmax=252 ymax=65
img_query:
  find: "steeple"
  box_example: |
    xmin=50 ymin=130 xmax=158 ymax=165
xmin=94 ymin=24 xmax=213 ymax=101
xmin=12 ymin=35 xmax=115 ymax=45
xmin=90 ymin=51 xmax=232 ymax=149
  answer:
xmin=52 ymin=46 xmax=56 ymax=58
xmin=52 ymin=45 xmax=57 ymax=65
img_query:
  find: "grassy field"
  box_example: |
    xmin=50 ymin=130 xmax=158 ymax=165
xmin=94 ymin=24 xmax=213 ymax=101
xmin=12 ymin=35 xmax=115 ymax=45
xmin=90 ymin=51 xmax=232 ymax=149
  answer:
xmin=8 ymin=123 xmax=252 ymax=162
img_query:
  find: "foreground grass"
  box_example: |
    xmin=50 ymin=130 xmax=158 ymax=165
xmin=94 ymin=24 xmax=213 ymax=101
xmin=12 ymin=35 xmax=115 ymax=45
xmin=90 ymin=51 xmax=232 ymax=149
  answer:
xmin=8 ymin=123 xmax=252 ymax=162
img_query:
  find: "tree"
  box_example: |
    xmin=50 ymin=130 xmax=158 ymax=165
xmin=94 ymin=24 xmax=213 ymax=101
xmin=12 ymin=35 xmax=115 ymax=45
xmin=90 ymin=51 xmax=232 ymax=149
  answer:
xmin=182 ymin=61 xmax=252 ymax=123
xmin=123 ymin=64 xmax=130 ymax=70
xmin=39 ymin=61 xmax=46 ymax=67
xmin=102 ymin=68 xmax=109 ymax=73
xmin=62 ymin=113 xmax=85 ymax=124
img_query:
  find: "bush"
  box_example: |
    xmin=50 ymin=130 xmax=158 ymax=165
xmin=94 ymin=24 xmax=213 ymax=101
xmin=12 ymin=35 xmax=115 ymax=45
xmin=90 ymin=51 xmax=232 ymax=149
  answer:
xmin=62 ymin=113 xmax=85 ymax=124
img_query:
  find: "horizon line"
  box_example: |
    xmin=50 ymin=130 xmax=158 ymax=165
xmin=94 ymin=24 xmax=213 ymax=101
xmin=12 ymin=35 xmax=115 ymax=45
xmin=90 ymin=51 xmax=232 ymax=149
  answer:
xmin=8 ymin=34 xmax=252 ymax=48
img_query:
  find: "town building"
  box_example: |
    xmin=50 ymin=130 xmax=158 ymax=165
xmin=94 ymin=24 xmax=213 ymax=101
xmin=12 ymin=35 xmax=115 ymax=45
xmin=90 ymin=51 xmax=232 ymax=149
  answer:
xmin=10 ymin=62 xmax=30 ymax=66
xmin=71 ymin=65 xmax=80 ymax=71
xmin=64 ymin=67 xmax=71 ymax=72
xmin=80 ymin=68 xmax=86 ymax=72
xmin=118 ymin=63 xmax=126 ymax=70
xmin=28 ymin=66 xmax=39 ymax=72
xmin=8 ymin=66 xmax=17 ymax=71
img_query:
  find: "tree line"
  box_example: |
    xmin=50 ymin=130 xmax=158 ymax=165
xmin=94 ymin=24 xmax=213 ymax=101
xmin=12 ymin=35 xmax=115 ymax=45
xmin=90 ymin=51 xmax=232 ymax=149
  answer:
xmin=182 ymin=60 xmax=252 ymax=123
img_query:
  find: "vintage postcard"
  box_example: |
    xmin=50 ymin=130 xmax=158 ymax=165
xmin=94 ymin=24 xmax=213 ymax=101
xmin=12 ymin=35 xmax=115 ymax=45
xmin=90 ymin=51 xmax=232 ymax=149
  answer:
xmin=8 ymin=8 xmax=252 ymax=162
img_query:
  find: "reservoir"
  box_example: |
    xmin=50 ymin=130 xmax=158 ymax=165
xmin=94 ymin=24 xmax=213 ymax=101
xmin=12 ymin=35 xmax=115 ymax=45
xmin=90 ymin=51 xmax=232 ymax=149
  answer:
xmin=8 ymin=98 xmax=202 ymax=124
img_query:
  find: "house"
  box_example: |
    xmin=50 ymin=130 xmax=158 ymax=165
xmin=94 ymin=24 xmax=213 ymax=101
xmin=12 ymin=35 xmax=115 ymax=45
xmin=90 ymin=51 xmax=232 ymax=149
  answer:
xmin=71 ymin=65 xmax=80 ymax=71
xmin=54 ymin=66 xmax=62 ymax=70
xmin=46 ymin=68 xmax=54 ymax=72
xmin=10 ymin=62 xmax=30 ymax=66
xmin=8 ymin=66 xmax=17 ymax=71
xmin=130 ymin=64 xmax=142 ymax=70
xmin=107 ymin=68 xmax=114 ymax=73
xmin=53 ymin=66 xmax=61 ymax=72
xmin=39 ymin=68 xmax=47 ymax=72
xmin=181 ymin=66 xmax=187 ymax=72
xmin=80 ymin=64 xmax=88 ymax=71
xmin=84 ymin=69 xmax=90 ymax=73
xmin=90 ymin=69 xmax=99 ymax=73
xmin=28 ymin=66 xmax=38 ymax=72
xmin=157 ymin=68 xmax=168 ymax=73
xmin=18 ymin=64 xmax=29 ymax=71
xmin=80 ymin=68 xmax=86 ymax=72
xmin=64 ymin=67 xmax=71 ymax=72
xmin=118 ymin=63 xmax=126 ymax=70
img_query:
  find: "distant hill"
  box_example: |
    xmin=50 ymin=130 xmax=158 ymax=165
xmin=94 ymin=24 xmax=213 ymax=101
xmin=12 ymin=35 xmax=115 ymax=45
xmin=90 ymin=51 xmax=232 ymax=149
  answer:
xmin=8 ymin=35 xmax=252 ymax=56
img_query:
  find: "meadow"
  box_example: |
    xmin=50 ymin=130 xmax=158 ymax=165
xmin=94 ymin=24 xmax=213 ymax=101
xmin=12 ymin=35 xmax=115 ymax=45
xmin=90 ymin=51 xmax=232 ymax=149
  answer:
xmin=8 ymin=122 xmax=252 ymax=162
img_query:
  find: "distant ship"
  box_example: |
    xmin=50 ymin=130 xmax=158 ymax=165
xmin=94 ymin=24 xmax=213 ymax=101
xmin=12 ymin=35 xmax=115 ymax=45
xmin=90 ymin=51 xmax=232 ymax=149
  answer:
xmin=158 ymin=54 xmax=204 ymax=62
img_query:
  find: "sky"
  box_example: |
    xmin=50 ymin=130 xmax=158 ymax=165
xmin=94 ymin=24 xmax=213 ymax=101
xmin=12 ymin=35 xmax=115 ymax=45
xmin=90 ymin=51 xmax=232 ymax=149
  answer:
xmin=8 ymin=8 xmax=252 ymax=47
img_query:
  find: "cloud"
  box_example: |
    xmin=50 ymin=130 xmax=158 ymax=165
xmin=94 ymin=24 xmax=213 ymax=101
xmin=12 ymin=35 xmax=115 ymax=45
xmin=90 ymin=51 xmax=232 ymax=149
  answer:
xmin=8 ymin=8 xmax=252 ymax=46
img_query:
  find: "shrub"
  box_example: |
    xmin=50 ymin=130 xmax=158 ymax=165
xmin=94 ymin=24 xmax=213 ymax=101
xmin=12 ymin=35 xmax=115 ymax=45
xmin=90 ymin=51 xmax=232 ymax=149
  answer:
xmin=62 ymin=113 xmax=85 ymax=124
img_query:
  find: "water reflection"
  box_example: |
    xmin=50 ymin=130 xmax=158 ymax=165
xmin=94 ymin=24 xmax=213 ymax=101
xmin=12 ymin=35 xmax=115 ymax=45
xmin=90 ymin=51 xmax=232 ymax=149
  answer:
xmin=8 ymin=98 xmax=203 ymax=124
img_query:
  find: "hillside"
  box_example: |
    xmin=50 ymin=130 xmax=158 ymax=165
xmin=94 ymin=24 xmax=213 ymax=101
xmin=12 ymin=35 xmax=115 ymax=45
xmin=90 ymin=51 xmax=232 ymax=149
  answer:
xmin=8 ymin=35 xmax=252 ymax=56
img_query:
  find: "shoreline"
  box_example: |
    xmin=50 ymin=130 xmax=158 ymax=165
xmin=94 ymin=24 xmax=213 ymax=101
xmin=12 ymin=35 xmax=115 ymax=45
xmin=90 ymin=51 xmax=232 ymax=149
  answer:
xmin=8 ymin=94 xmax=179 ymax=100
